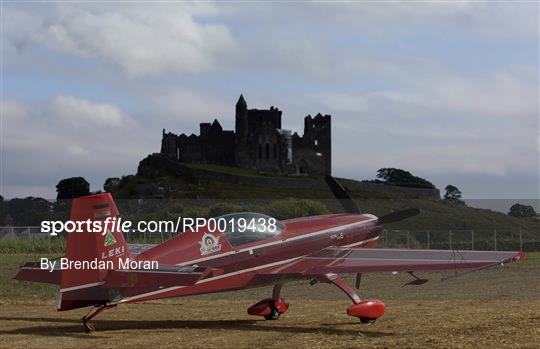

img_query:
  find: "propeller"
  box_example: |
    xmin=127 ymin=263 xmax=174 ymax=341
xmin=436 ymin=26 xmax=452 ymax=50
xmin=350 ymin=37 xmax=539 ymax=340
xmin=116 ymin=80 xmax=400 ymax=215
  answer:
xmin=325 ymin=176 xmax=361 ymax=214
xmin=325 ymin=176 xmax=420 ymax=224
xmin=378 ymin=208 xmax=420 ymax=225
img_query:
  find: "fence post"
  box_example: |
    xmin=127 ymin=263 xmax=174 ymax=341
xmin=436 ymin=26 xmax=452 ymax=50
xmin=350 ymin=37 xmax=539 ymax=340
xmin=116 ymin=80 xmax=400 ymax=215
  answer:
xmin=406 ymin=231 xmax=410 ymax=249
xmin=449 ymin=230 xmax=452 ymax=250
xmin=28 ymin=228 xmax=31 ymax=241
xmin=494 ymin=229 xmax=497 ymax=251
xmin=519 ymin=229 xmax=522 ymax=252
xmin=11 ymin=227 xmax=14 ymax=238
xmin=427 ymin=231 xmax=430 ymax=249
xmin=471 ymin=230 xmax=474 ymax=250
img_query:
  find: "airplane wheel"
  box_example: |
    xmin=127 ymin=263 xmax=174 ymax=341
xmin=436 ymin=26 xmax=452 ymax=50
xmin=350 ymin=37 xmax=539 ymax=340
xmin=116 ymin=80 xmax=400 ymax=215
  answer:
xmin=359 ymin=318 xmax=376 ymax=324
xmin=264 ymin=307 xmax=281 ymax=320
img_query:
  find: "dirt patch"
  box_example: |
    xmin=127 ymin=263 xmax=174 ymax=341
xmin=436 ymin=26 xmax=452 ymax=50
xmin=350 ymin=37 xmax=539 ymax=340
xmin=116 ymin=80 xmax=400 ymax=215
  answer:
xmin=1 ymin=265 xmax=538 ymax=349
xmin=0 ymin=299 xmax=538 ymax=349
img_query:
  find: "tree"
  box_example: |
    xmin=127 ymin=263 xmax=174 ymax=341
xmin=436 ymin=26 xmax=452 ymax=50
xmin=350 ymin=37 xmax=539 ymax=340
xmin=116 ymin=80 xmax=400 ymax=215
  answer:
xmin=376 ymin=168 xmax=435 ymax=189
xmin=103 ymin=177 xmax=120 ymax=193
xmin=6 ymin=197 xmax=52 ymax=225
xmin=443 ymin=185 xmax=465 ymax=205
xmin=0 ymin=195 xmax=5 ymax=225
xmin=56 ymin=177 xmax=90 ymax=199
xmin=508 ymin=203 xmax=537 ymax=218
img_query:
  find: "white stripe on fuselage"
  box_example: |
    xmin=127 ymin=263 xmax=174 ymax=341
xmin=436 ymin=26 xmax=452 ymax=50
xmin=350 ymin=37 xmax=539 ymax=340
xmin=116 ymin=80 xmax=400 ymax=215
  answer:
xmin=176 ymin=216 xmax=378 ymax=266
xmin=117 ymin=235 xmax=380 ymax=304
xmin=59 ymin=281 xmax=105 ymax=293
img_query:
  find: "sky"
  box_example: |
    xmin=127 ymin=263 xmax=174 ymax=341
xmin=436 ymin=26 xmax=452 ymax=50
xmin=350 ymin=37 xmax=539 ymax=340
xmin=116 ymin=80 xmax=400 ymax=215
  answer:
xmin=1 ymin=2 xmax=539 ymax=207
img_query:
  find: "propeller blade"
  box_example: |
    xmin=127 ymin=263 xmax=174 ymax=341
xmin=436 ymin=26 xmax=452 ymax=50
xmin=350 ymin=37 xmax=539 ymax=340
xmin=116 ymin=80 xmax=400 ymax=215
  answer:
xmin=325 ymin=176 xmax=361 ymax=214
xmin=378 ymin=208 xmax=420 ymax=225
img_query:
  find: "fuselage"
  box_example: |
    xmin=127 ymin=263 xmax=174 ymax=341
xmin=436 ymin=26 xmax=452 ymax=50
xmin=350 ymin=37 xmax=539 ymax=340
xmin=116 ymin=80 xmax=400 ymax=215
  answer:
xmin=118 ymin=213 xmax=381 ymax=303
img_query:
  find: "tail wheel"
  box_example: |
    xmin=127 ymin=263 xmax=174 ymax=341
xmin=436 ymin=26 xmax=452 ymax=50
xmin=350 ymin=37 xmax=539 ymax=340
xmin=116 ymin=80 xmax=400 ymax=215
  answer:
xmin=264 ymin=306 xmax=281 ymax=320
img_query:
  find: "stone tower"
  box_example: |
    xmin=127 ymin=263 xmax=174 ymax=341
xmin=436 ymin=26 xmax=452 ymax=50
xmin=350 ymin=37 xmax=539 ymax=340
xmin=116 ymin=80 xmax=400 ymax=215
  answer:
xmin=303 ymin=113 xmax=331 ymax=175
xmin=235 ymin=94 xmax=249 ymax=167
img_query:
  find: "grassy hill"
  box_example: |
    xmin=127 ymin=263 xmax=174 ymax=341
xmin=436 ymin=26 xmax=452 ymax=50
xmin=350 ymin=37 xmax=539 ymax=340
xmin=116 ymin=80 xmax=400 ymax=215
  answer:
xmin=112 ymin=163 xmax=540 ymax=236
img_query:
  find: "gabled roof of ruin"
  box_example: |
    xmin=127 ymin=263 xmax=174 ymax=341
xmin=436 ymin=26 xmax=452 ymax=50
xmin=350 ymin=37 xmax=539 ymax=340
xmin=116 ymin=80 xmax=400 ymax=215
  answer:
xmin=236 ymin=94 xmax=247 ymax=107
xmin=211 ymin=119 xmax=222 ymax=130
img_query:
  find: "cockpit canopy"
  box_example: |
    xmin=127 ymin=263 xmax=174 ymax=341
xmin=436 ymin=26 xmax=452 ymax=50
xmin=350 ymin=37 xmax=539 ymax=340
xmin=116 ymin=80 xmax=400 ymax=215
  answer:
xmin=215 ymin=212 xmax=284 ymax=246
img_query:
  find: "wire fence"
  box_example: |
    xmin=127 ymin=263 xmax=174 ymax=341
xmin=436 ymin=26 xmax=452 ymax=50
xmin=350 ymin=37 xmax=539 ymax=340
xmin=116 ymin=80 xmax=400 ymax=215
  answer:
xmin=1 ymin=226 xmax=538 ymax=251
xmin=379 ymin=229 xmax=539 ymax=251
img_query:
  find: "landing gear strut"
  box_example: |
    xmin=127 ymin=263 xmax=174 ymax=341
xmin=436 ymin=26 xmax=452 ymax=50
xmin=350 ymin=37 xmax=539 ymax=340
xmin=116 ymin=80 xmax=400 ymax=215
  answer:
xmin=82 ymin=304 xmax=116 ymax=333
xmin=247 ymin=282 xmax=289 ymax=320
xmin=320 ymin=273 xmax=385 ymax=324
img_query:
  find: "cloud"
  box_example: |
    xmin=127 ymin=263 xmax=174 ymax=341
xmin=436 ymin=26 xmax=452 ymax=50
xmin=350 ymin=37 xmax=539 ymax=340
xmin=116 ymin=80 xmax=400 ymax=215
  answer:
xmin=425 ymin=73 xmax=538 ymax=118
xmin=2 ymin=2 xmax=538 ymax=200
xmin=2 ymin=97 xmax=151 ymax=198
xmin=299 ymin=2 xmax=539 ymax=41
xmin=312 ymin=70 xmax=538 ymax=120
xmin=4 ymin=4 xmax=236 ymax=77
xmin=222 ymin=2 xmax=538 ymax=83
xmin=309 ymin=67 xmax=538 ymax=180
xmin=147 ymin=87 xmax=233 ymax=128
xmin=1 ymin=7 xmax=43 ymax=60
xmin=52 ymin=95 xmax=133 ymax=128
xmin=1 ymin=88 xmax=239 ymax=198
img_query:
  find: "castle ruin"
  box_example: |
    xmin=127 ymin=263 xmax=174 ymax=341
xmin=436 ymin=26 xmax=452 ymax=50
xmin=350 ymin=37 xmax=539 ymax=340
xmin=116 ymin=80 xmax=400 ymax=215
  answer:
xmin=159 ymin=95 xmax=331 ymax=175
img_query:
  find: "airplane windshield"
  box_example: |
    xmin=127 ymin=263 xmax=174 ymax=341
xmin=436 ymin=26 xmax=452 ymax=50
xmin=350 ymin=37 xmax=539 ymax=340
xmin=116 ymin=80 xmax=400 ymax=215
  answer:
xmin=215 ymin=212 xmax=284 ymax=246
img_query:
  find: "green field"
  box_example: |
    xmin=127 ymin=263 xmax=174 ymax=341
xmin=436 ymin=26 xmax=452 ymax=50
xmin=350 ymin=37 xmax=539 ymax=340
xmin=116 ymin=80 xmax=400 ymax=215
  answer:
xmin=110 ymin=165 xmax=540 ymax=235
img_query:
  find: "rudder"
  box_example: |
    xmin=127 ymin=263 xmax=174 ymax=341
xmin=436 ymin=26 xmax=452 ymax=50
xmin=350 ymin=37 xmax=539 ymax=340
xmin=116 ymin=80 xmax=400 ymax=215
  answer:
xmin=57 ymin=193 xmax=131 ymax=310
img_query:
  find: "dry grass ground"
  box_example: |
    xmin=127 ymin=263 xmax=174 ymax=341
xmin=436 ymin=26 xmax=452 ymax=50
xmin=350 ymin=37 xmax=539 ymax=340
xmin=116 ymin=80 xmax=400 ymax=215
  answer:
xmin=0 ymin=255 xmax=538 ymax=349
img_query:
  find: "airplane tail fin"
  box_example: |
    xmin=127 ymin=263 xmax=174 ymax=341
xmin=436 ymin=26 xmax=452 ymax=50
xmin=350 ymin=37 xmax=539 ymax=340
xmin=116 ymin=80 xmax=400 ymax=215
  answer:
xmin=57 ymin=193 xmax=132 ymax=310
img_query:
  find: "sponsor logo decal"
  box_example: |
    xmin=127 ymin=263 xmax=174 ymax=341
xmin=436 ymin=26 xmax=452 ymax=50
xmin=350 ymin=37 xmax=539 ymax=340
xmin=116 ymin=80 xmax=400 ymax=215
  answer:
xmin=104 ymin=229 xmax=117 ymax=246
xmin=199 ymin=233 xmax=221 ymax=256
xmin=101 ymin=245 xmax=125 ymax=259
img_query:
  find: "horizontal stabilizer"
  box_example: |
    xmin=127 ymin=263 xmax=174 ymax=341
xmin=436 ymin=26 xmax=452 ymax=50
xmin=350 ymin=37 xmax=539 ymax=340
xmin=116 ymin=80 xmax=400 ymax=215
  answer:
xmin=102 ymin=265 xmax=209 ymax=289
xmin=15 ymin=262 xmax=62 ymax=285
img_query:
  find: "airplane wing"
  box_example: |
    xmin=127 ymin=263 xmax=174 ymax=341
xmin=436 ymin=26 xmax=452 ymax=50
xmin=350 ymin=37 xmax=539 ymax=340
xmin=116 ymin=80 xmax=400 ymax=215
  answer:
xmin=128 ymin=243 xmax=157 ymax=255
xmin=263 ymin=248 xmax=524 ymax=276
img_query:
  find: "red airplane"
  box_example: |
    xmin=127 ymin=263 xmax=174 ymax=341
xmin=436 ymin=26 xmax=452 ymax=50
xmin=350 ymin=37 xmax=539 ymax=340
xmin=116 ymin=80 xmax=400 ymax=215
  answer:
xmin=15 ymin=176 xmax=524 ymax=332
